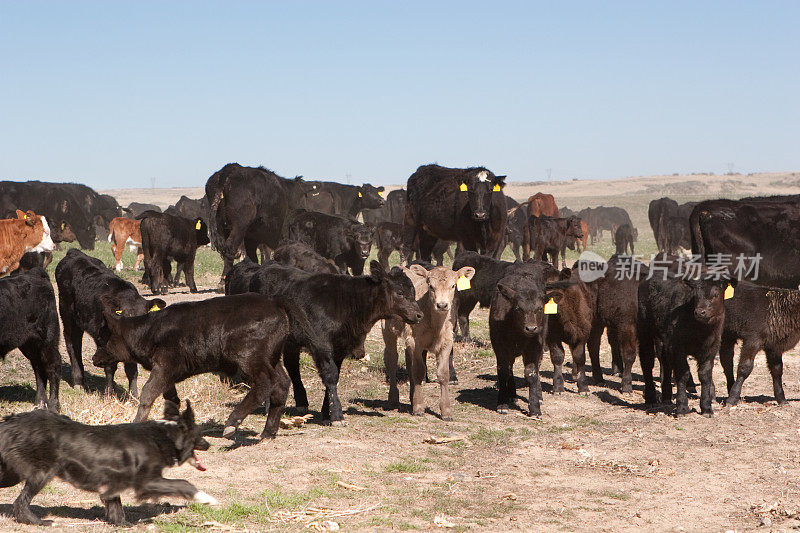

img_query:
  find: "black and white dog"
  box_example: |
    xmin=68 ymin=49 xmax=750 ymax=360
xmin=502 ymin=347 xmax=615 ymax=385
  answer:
xmin=0 ymin=401 xmax=216 ymax=525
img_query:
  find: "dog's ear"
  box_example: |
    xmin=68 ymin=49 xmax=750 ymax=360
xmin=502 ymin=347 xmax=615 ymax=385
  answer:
xmin=163 ymin=400 xmax=180 ymax=422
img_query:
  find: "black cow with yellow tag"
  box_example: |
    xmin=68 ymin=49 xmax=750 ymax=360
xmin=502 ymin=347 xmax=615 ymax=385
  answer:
xmin=488 ymin=262 xmax=572 ymax=418
xmin=55 ymin=249 xmax=166 ymax=398
xmin=137 ymin=211 xmax=210 ymax=295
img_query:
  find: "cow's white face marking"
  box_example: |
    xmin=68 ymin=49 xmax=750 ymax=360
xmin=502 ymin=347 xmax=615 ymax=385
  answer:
xmin=29 ymin=216 xmax=55 ymax=253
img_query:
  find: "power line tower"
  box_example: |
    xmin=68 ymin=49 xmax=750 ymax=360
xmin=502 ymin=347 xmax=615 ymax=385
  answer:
xmin=545 ymin=168 xmax=552 ymax=181
xmin=726 ymin=162 xmax=735 ymax=175
xmin=150 ymin=177 xmax=156 ymax=189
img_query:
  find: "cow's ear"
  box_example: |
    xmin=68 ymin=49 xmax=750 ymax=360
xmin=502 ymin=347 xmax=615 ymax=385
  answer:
xmin=490 ymin=283 xmax=514 ymax=321
xmin=456 ymin=266 xmax=476 ymax=281
xmin=545 ymin=280 xmax=575 ymax=303
xmin=15 ymin=209 xmax=26 ymax=220
xmin=369 ymin=260 xmax=385 ymax=282
xmin=377 ymin=186 xmax=385 ymax=192
xmin=99 ymin=295 xmax=122 ymax=323
xmin=407 ymin=264 xmax=429 ymax=280
xmin=559 ymin=268 xmax=572 ymax=280
xmin=148 ymin=299 xmax=167 ymax=312
xmin=494 ymin=175 xmax=507 ymax=186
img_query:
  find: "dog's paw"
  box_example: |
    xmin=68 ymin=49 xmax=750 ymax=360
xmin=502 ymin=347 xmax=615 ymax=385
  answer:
xmin=193 ymin=491 xmax=219 ymax=506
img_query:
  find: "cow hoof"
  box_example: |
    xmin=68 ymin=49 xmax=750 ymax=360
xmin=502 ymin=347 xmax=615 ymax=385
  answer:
xmin=412 ymin=410 xmax=425 ymax=417
xmin=528 ymin=412 xmax=542 ymax=420
xmin=497 ymin=405 xmax=509 ymax=414
xmin=331 ymin=420 xmax=347 ymax=427
xmin=700 ymin=411 xmax=713 ymax=418
xmin=295 ymin=406 xmax=310 ymax=415
xmin=449 ymin=379 xmax=459 ymax=385
xmin=442 ymin=416 xmax=453 ymax=421
xmin=222 ymin=425 xmax=236 ymax=438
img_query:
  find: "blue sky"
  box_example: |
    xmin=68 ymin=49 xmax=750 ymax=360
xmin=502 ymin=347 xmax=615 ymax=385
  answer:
xmin=1 ymin=1 xmax=798 ymax=188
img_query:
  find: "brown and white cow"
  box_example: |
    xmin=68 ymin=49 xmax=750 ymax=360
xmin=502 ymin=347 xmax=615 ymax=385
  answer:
xmin=108 ymin=217 xmax=143 ymax=272
xmin=0 ymin=210 xmax=55 ymax=275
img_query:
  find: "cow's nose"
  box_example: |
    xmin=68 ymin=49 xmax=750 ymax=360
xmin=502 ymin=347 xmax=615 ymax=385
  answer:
xmin=436 ymin=302 xmax=449 ymax=311
xmin=524 ymin=325 xmax=538 ymax=334
xmin=414 ymin=312 xmax=424 ymax=321
xmin=473 ymin=212 xmax=488 ymax=220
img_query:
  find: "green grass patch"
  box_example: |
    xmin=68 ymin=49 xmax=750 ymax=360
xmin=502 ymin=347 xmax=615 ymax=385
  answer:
xmin=384 ymin=458 xmax=431 ymax=473
xmin=469 ymin=427 xmax=515 ymax=445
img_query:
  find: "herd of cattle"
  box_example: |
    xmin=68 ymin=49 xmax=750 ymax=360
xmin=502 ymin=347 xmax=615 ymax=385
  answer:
xmin=2 ymin=166 xmax=800 ymax=435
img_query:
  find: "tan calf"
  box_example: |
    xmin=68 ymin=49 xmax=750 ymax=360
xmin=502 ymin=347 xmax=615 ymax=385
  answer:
xmin=383 ymin=264 xmax=475 ymax=420
xmin=108 ymin=217 xmax=143 ymax=271
xmin=0 ymin=210 xmax=55 ymax=275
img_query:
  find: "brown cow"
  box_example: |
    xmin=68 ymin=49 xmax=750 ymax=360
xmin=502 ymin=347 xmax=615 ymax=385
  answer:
xmin=108 ymin=217 xmax=143 ymax=272
xmin=527 ymin=192 xmax=558 ymax=217
xmin=0 ymin=210 xmax=55 ymax=275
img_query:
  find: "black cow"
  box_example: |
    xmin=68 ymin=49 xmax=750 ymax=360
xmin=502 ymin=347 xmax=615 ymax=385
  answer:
xmin=405 ymin=164 xmax=507 ymax=261
xmin=375 ymin=222 xmax=410 ymax=270
xmin=649 ymin=198 xmax=698 ymax=253
xmin=581 ymin=206 xmax=632 ymax=243
xmin=523 ymin=215 xmax=583 ymax=268
xmin=719 ymin=280 xmax=800 ymax=406
xmin=55 ymin=249 xmax=166 ymax=398
xmin=94 ymin=294 xmax=315 ymax=440
xmin=638 ymin=262 xmax=734 ymax=416
xmin=225 ymin=260 xmax=422 ymax=424
xmin=273 ymin=241 xmax=339 ymax=274
xmin=285 ymin=209 xmax=374 ymax=275
xmin=0 ymin=180 xmax=96 ymax=248
xmin=490 ymin=270 xmax=570 ymax=417
xmin=690 ymin=197 xmax=800 ymax=288
xmin=206 ymin=163 xmax=289 ymax=282
xmin=9 ymin=252 xmax=51 ymax=275
xmin=139 ymin=212 xmax=209 ymax=294
xmin=614 ymin=223 xmax=636 ymax=255
xmin=506 ymin=202 xmax=528 ymax=261
xmin=315 ymin=182 xmax=385 ymax=220
xmin=587 ymin=255 xmax=650 ymax=391
xmin=124 ymin=202 xmax=162 ymax=218
xmin=0 ymin=268 xmax=60 ymax=412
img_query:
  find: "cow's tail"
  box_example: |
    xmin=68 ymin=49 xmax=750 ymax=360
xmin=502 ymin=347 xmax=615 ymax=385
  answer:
xmin=274 ymin=298 xmax=325 ymax=354
xmin=689 ymin=204 xmax=705 ymax=261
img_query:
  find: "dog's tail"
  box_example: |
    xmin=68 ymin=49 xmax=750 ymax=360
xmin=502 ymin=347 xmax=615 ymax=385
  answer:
xmin=274 ymin=298 xmax=325 ymax=354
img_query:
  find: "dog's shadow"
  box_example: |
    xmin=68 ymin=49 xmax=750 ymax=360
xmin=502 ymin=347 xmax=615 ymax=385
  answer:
xmin=0 ymin=501 xmax=183 ymax=525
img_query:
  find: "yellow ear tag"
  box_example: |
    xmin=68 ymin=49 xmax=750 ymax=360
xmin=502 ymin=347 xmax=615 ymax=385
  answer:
xmin=492 ymin=184 xmax=501 ymax=192
xmin=378 ymin=191 xmax=384 ymax=197
xmin=149 ymin=304 xmax=161 ymax=312
xmin=195 ymin=220 xmax=201 ymax=230
xmin=459 ymin=183 xmax=468 ymax=192
xmin=358 ymin=192 xmax=363 ymax=197
xmin=724 ymin=284 xmax=734 ymax=300
xmin=61 ymin=222 xmax=66 ymax=229
xmin=115 ymin=309 xmax=123 ymax=315
xmin=544 ymin=298 xmax=558 ymax=314
xmin=456 ymin=276 xmax=471 ymax=291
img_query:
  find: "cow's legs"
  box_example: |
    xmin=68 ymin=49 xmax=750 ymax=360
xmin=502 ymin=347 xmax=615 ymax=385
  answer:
xmin=61 ymin=318 xmax=86 ymax=391
xmin=283 ymin=344 xmax=308 ymax=412
xmin=765 ymin=348 xmax=788 ymax=405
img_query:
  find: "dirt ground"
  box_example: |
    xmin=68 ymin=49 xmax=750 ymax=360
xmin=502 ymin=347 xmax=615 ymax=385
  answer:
xmin=0 ymin=278 xmax=799 ymax=532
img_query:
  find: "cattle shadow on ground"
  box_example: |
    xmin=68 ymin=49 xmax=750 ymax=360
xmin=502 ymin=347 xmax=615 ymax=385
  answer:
xmin=0 ymin=502 xmax=183 ymax=525
xmin=0 ymin=383 xmax=36 ymax=404
xmin=59 ymin=365 xmax=132 ymax=399
xmin=344 ymin=405 xmax=386 ymax=418
xmin=201 ymin=420 xmax=262 ymax=449
xmin=351 ymin=398 xmax=396 ymax=412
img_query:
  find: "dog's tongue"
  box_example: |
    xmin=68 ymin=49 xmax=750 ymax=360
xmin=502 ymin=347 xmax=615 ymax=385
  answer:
xmin=188 ymin=451 xmax=206 ymax=471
